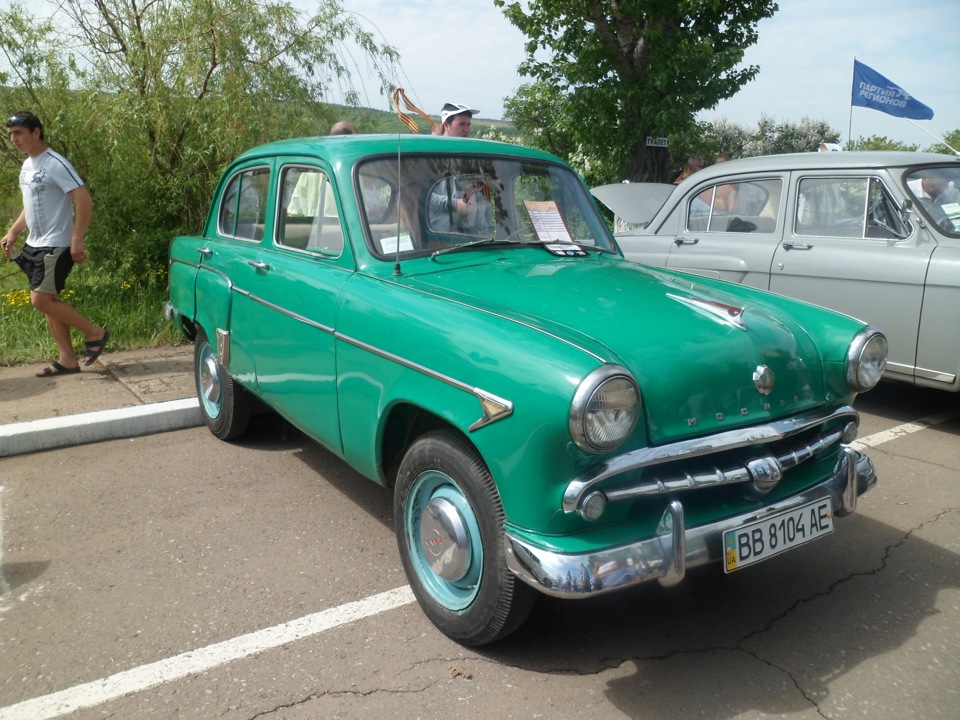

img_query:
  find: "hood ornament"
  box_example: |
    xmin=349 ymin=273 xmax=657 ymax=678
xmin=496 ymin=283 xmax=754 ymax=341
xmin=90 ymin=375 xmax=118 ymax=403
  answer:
xmin=668 ymin=294 xmax=746 ymax=330
xmin=753 ymin=365 xmax=775 ymax=396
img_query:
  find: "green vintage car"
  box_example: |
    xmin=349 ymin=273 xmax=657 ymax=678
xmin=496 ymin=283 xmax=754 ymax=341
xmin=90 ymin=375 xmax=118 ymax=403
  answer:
xmin=167 ymin=134 xmax=887 ymax=646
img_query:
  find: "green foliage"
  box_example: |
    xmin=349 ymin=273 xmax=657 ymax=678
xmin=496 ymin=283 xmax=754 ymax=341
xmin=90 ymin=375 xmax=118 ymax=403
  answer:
xmin=848 ymin=135 xmax=920 ymax=152
xmin=0 ymin=0 xmax=400 ymax=276
xmin=496 ymin=0 xmax=779 ymax=184
xmin=0 ymin=261 xmax=181 ymax=365
xmin=742 ymin=115 xmax=840 ymax=155
xmin=925 ymin=128 xmax=960 ymax=155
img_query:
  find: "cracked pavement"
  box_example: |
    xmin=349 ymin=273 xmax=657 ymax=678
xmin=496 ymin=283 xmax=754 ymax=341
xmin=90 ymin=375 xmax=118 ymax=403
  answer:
xmin=1 ymin=383 xmax=957 ymax=719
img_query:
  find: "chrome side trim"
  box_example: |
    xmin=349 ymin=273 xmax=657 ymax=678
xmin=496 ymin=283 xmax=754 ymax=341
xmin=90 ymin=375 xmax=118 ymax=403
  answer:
xmin=563 ymin=406 xmax=858 ymax=513
xmin=915 ymin=367 xmax=957 ymax=384
xmin=884 ymin=362 xmax=956 ymax=385
xmin=224 ymin=284 xmax=514 ymax=431
xmin=507 ymin=448 xmax=876 ymax=599
xmin=237 ymin=290 xmax=335 ymax=335
xmin=338 ymin=334 xmax=514 ymax=431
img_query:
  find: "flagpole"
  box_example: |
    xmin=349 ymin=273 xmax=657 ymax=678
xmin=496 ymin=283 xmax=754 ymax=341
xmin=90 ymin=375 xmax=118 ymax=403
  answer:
xmin=848 ymin=58 xmax=855 ymax=148
xmin=906 ymin=119 xmax=959 ymax=155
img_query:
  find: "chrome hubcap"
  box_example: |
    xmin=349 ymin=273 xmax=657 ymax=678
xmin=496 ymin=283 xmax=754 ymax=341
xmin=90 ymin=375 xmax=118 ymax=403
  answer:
xmin=200 ymin=355 xmax=221 ymax=405
xmin=420 ymin=497 xmax=470 ymax=581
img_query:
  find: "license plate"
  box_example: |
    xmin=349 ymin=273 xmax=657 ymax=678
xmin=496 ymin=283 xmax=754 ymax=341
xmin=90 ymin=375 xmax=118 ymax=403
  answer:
xmin=724 ymin=497 xmax=834 ymax=573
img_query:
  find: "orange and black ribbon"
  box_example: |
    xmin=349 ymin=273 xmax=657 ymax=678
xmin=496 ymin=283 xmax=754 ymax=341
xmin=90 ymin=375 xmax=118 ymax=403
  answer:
xmin=391 ymin=88 xmax=437 ymax=134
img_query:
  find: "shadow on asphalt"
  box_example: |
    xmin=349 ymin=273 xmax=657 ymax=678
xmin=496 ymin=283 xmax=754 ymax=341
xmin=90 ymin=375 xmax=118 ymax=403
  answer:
xmin=482 ymin=510 xmax=956 ymax=717
xmin=854 ymin=380 xmax=960 ymax=429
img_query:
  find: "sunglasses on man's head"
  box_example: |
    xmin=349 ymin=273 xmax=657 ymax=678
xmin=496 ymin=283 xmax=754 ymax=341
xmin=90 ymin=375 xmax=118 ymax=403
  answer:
xmin=6 ymin=116 xmax=37 ymax=128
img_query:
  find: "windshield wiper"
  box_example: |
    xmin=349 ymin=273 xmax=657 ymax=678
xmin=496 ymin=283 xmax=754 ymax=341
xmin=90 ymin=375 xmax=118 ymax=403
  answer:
xmin=430 ymin=237 xmax=506 ymax=260
xmin=429 ymin=228 xmax=537 ymax=260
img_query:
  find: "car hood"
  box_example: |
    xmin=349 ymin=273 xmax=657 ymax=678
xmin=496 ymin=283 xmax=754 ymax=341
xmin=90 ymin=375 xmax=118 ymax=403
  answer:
xmin=404 ymin=255 xmax=828 ymax=445
xmin=591 ymin=183 xmax=675 ymax=225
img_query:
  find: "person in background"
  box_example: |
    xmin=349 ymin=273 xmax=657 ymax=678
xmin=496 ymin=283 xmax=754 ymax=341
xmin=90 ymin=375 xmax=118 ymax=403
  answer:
xmin=428 ymin=102 xmax=489 ymax=234
xmin=431 ymin=102 xmax=478 ymax=137
xmin=330 ymin=120 xmax=359 ymax=135
xmin=2 ymin=111 xmax=109 ymax=377
xmin=673 ymin=154 xmax=704 ymax=184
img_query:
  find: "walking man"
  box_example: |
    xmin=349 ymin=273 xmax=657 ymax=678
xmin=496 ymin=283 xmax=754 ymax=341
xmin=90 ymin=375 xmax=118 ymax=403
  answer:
xmin=2 ymin=111 xmax=108 ymax=377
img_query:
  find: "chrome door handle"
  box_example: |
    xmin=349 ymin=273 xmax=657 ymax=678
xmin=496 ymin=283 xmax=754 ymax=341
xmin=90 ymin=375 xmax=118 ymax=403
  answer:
xmin=674 ymin=237 xmax=700 ymax=246
xmin=247 ymin=260 xmax=270 ymax=270
xmin=197 ymin=247 xmax=213 ymax=257
xmin=782 ymin=242 xmax=814 ymax=251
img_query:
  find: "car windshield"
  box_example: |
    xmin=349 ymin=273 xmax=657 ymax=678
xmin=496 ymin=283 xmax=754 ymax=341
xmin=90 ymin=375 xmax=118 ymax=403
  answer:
xmin=356 ymin=154 xmax=618 ymax=259
xmin=903 ymin=165 xmax=960 ymax=235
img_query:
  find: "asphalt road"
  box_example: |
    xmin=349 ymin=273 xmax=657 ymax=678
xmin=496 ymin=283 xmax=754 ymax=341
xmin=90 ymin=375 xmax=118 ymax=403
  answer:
xmin=1 ymin=382 xmax=958 ymax=720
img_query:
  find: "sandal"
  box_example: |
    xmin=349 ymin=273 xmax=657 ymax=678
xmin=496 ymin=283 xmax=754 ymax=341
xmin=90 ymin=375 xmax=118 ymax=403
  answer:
xmin=36 ymin=361 xmax=82 ymax=378
xmin=82 ymin=329 xmax=110 ymax=366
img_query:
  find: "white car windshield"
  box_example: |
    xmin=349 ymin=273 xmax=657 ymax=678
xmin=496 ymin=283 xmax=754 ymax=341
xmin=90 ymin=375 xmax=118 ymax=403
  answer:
xmin=357 ymin=154 xmax=618 ymax=259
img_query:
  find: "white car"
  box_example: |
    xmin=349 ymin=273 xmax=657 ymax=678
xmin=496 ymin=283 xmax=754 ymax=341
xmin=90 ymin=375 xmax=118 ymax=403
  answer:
xmin=595 ymin=152 xmax=960 ymax=392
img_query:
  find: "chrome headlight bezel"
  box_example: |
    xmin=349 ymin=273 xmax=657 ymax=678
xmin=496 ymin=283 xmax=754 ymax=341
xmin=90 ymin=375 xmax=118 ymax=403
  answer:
xmin=570 ymin=365 xmax=641 ymax=453
xmin=845 ymin=327 xmax=888 ymax=392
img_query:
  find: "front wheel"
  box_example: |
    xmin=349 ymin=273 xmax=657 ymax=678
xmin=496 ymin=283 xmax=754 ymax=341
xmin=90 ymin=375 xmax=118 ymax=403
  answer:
xmin=394 ymin=430 xmax=536 ymax=646
xmin=194 ymin=328 xmax=252 ymax=440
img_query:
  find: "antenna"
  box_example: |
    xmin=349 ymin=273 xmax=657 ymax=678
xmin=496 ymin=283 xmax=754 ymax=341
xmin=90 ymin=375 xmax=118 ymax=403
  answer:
xmin=389 ymin=89 xmax=438 ymax=275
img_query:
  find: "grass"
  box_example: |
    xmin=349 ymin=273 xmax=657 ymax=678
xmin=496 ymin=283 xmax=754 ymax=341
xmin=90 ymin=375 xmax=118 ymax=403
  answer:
xmin=0 ymin=258 xmax=186 ymax=366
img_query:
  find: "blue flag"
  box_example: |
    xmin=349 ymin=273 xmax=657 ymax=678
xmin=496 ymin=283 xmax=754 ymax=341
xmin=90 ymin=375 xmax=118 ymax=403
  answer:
xmin=851 ymin=60 xmax=934 ymax=120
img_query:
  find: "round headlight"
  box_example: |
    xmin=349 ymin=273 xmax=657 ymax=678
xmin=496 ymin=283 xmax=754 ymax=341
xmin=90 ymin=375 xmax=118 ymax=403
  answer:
xmin=570 ymin=366 xmax=641 ymax=453
xmin=846 ymin=327 xmax=888 ymax=392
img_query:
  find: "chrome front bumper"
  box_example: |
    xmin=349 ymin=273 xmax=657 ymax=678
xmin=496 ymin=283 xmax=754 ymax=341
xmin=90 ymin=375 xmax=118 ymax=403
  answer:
xmin=505 ymin=447 xmax=876 ymax=599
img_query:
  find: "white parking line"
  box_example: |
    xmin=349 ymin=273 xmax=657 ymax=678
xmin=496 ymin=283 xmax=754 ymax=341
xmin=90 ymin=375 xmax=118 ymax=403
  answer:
xmin=851 ymin=406 xmax=960 ymax=450
xmin=0 ymin=586 xmax=415 ymax=720
xmin=2 ymin=405 xmax=958 ymax=719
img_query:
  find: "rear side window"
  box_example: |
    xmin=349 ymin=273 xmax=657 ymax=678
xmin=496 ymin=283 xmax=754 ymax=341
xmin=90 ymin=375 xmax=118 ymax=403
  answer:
xmin=218 ymin=167 xmax=270 ymax=240
xmin=276 ymin=166 xmax=344 ymax=256
xmin=687 ymin=178 xmax=782 ymax=234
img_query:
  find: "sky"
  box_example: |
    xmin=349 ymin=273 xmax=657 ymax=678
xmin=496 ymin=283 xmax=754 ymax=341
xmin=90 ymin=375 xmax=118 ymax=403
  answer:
xmin=8 ymin=0 xmax=958 ymax=150
xmin=321 ymin=0 xmax=958 ymax=150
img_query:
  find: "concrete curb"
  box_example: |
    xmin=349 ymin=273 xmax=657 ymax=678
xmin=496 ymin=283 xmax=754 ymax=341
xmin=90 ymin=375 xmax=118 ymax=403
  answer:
xmin=0 ymin=398 xmax=203 ymax=458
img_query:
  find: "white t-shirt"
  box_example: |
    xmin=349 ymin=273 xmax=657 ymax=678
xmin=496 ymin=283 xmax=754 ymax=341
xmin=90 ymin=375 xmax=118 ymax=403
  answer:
xmin=19 ymin=148 xmax=84 ymax=248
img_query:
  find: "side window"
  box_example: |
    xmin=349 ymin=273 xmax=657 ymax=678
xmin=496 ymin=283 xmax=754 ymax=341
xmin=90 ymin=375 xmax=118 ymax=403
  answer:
xmin=688 ymin=179 xmax=782 ymax=234
xmin=796 ymin=177 xmax=874 ymax=238
xmin=218 ymin=167 xmax=269 ymax=240
xmin=865 ymin=178 xmax=908 ymax=238
xmin=276 ymin=166 xmax=343 ymax=256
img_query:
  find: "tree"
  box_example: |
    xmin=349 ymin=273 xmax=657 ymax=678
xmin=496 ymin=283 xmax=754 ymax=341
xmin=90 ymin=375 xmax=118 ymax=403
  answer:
xmin=495 ymin=0 xmax=778 ymax=183
xmin=0 ymin=0 xmax=399 ymax=274
xmin=847 ymin=135 xmax=919 ymax=152
xmin=743 ymin=115 xmax=839 ymax=156
xmin=925 ymin=129 xmax=960 ymax=156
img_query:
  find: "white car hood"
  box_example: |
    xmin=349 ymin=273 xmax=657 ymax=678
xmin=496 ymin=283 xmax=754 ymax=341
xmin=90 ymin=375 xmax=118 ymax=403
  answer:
xmin=591 ymin=182 xmax=676 ymax=225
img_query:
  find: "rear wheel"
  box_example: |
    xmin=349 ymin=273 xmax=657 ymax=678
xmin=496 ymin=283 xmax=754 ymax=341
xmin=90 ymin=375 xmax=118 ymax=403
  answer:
xmin=394 ymin=430 xmax=536 ymax=646
xmin=194 ymin=328 xmax=251 ymax=440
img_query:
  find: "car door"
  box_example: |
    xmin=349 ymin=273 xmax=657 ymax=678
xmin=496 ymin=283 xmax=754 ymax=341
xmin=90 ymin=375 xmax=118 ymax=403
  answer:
xmin=663 ymin=175 xmax=787 ymax=289
xmin=769 ymin=172 xmax=934 ymax=380
xmin=198 ymin=162 xmax=273 ymax=390
xmin=239 ymin=161 xmax=354 ymax=453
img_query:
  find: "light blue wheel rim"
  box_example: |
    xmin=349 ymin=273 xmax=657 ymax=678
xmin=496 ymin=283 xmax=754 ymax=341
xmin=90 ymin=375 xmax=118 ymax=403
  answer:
xmin=405 ymin=469 xmax=483 ymax=611
xmin=197 ymin=341 xmax=223 ymax=420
